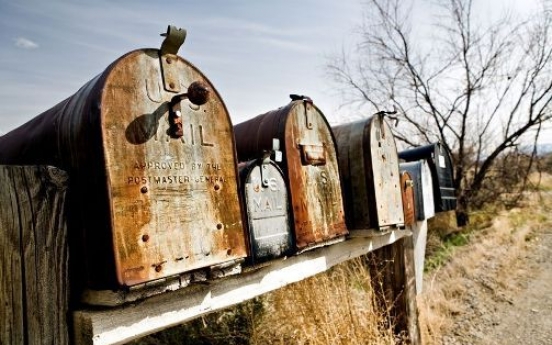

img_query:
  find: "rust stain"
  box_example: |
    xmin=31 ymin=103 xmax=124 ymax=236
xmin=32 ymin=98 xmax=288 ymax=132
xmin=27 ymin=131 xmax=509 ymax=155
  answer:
xmin=0 ymin=47 xmax=247 ymax=290
xmin=104 ymin=50 xmax=246 ymax=286
xmin=234 ymin=100 xmax=347 ymax=250
xmin=401 ymin=171 xmax=416 ymax=227
xmin=332 ymin=114 xmax=404 ymax=230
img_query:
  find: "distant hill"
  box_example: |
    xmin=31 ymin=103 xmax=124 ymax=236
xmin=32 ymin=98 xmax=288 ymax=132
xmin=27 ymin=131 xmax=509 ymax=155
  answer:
xmin=519 ymin=143 xmax=552 ymax=156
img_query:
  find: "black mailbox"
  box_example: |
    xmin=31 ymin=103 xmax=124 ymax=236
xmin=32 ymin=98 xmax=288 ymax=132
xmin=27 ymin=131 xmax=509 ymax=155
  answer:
xmin=398 ymin=142 xmax=456 ymax=212
xmin=239 ymin=159 xmax=293 ymax=263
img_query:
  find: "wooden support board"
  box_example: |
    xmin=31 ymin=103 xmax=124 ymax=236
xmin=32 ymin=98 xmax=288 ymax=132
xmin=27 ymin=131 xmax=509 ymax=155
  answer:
xmin=368 ymin=236 xmax=420 ymax=344
xmin=410 ymin=220 xmax=429 ymax=294
xmin=73 ymin=229 xmax=411 ymax=345
xmin=0 ymin=166 xmax=70 ymax=345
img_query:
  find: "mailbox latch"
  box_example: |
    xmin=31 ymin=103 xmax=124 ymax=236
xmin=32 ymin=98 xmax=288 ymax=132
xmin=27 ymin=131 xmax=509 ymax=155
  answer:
xmin=300 ymin=144 xmax=326 ymax=166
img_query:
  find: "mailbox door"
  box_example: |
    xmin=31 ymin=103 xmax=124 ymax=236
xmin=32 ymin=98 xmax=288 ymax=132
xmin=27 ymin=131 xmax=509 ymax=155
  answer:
xmin=101 ymin=50 xmax=246 ymax=286
xmin=333 ymin=115 xmax=403 ymax=230
xmin=400 ymin=161 xmax=435 ymax=221
xmin=435 ymin=144 xmax=457 ymax=211
xmin=241 ymin=160 xmax=293 ymax=263
xmin=284 ymin=101 xmax=348 ymax=248
xmin=400 ymin=162 xmax=424 ymax=220
xmin=401 ymin=171 xmax=416 ymax=227
xmin=366 ymin=115 xmax=404 ymax=227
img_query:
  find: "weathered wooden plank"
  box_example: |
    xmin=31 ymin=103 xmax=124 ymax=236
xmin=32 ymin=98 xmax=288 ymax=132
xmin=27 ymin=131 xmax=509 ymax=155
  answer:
xmin=73 ymin=229 xmax=411 ymax=345
xmin=368 ymin=236 xmax=420 ymax=344
xmin=0 ymin=165 xmax=69 ymax=345
xmin=403 ymin=235 xmax=421 ymax=344
xmin=410 ymin=220 xmax=429 ymax=294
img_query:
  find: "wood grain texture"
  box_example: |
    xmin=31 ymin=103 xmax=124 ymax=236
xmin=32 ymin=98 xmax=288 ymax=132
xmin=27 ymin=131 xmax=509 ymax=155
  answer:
xmin=0 ymin=165 xmax=69 ymax=345
xmin=73 ymin=229 xmax=411 ymax=345
xmin=368 ymin=236 xmax=420 ymax=344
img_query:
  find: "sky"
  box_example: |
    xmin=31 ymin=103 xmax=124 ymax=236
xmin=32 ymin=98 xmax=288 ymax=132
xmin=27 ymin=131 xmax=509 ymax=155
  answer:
xmin=0 ymin=0 xmax=546 ymax=143
xmin=0 ymin=0 xmax=364 ymax=135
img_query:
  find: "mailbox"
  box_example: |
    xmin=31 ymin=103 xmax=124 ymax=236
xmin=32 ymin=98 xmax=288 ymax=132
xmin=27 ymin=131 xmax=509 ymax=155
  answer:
xmin=400 ymin=161 xmax=435 ymax=220
xmin=0 ymin=26 xmax=247 ymax=290
xmin=332 ymin=114 xmax=404 ymax=230
xmin=398 ymin=142 xmax=456 ymax=212
xmin=239 ymin=159 xmax=293 ymax=263
xmin=401 ymin=171 xmax=416 ymax=227
xmin=234 ymin=96 xmax=348 ymax=250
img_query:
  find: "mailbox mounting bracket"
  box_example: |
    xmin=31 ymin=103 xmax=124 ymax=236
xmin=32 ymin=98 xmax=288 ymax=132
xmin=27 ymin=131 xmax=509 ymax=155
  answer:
xmin=159 ymin=25 xmax=186 ymax=93
xmin=260 ymin=138 xmax=282 ymax=187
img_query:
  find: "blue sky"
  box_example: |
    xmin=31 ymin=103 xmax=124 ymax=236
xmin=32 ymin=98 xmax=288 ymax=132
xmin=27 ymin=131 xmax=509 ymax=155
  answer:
xmin=0 ymin=0 xmax=363 ymax=135
xmin=1 ymin=0 xmax=547 ymax=144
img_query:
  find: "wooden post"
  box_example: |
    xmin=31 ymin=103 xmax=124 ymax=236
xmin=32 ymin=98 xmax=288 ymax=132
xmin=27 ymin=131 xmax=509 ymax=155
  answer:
xmin=368 ymin=236 xmax=420 ymax=344
xmin=0 ymin=165 xmax=69 ymax=345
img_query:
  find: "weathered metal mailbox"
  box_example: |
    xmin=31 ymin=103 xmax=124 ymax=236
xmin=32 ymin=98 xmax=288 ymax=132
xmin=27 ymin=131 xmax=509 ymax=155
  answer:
xmin=398 ymin=142 xmax=457 ymax=212
xmin=239 ymin=158 xmax=293 ymax=263
xmin=400 ymin=161 xmax=435 ymax=220
xmin=332 ymin=113 xmax=404 ymax=230
xmin=401 ymin=171 xmax=416 ymax=227
xmin=233 ymin=96 xmax=348 ymax=250
xmin=0 ymin=26 xmax=247 ymax=290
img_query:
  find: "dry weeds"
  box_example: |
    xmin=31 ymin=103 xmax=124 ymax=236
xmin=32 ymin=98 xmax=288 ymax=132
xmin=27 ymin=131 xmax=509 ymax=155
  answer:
xmin=251 ymin=258 xmax=397 ymax=345
xmin=135 ymin=173 xmax=552 ymax=345
xmin=417 ymin=174 xmax=552 ymax=344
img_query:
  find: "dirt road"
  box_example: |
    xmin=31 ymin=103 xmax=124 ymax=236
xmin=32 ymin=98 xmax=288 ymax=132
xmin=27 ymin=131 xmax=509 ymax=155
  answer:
xmin=480 ymin=229 xmax=552 ymax=345
xmin=440 ymin=224 xmax=552 ymax=345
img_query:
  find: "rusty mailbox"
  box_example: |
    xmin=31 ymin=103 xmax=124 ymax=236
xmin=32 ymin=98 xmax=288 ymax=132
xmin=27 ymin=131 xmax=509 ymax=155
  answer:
xmin=332 ymin=113 xmax=404 ymax=230
xmin=401 ymin=171 xmax=416 ymax=227
xmin=239 ymin=157 xmax=293 ymax=263
xmin=0 ymin=26 xmax=247 ymax=290
xmin=399 ymin=142 xmax=457 ymax=212
xmin=400 ymin=160 xmax=435 ymax=220
xmin=233 ymin=96 xmax=348 ymax=250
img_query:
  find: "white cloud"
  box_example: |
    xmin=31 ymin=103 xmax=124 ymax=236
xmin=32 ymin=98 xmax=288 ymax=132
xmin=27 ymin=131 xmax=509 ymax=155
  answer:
xmin=14 ymin=37 xmax=39 ymax=49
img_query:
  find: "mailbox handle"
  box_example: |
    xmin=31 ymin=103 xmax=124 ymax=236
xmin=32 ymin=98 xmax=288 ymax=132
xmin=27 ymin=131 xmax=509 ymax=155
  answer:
xmin=300 ymin=144 xmax=326 ymax=166
xmin=168 ymin=81 xmax=211 ymax=139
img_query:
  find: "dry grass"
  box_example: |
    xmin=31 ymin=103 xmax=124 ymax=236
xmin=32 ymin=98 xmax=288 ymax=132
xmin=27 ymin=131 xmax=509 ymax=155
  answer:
xmin=417 ymin=174 xmax=552 ymax=344
xmin=135 ymin=173 xmax=552 ymax=345
xmin=250 ymin=258 xmax=397 ymax=345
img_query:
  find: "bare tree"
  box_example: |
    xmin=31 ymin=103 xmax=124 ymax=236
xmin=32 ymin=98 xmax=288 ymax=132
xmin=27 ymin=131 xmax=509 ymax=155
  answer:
xmin=329 ymin=0 xmax=552 ymax=225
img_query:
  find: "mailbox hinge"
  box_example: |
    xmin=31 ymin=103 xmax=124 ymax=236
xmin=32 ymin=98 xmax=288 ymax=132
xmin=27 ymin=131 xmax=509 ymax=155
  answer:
xmin=290 ymin=94 xmax=314 ymax=130
xmin=159 ymin=25 xmax=187 ymax=93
